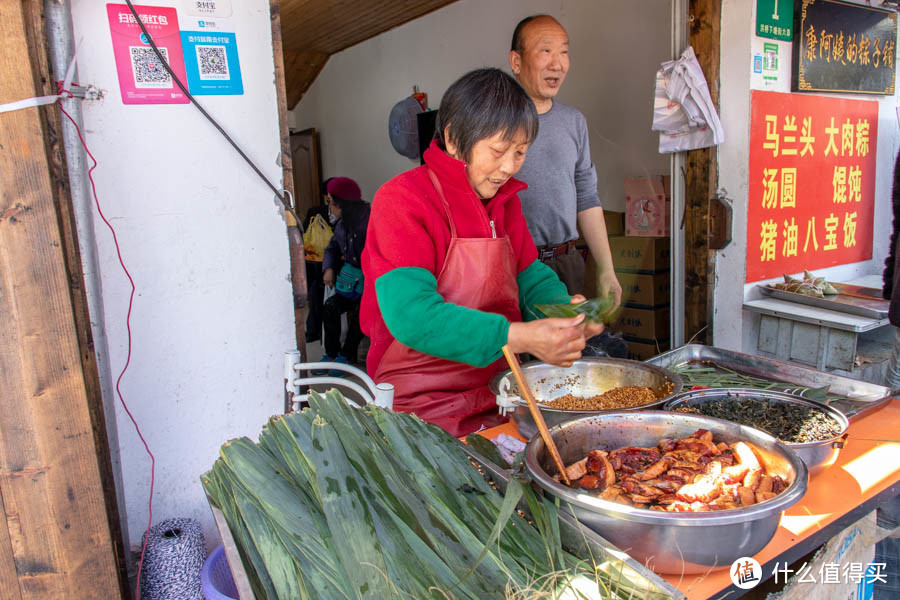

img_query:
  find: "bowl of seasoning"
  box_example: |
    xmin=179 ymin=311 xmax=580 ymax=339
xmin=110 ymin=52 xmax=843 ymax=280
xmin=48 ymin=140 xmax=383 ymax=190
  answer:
xmin=664 ymin=388 xmax=849 ymax=471
xmin=490 ymin=357 xmax=683 ymax=439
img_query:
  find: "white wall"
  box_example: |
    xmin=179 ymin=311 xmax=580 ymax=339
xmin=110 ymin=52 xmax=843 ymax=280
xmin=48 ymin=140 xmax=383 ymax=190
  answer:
xmin=290 ymin=0 xmax=673 ymax=212
xmin=714 ymin=0 xmax=900 ymax=351
xmin=70 ymin=0 xmax=294 ymax=551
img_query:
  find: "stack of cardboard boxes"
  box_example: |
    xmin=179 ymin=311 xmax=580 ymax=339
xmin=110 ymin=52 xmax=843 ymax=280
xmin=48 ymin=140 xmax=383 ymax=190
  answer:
xmin=606 ymin=175 xmax=671 ymax=360
xmin=578 ymin=176 xmax=671 ymax=360
xmin=608 ymin=235 xmax=670 ymax=359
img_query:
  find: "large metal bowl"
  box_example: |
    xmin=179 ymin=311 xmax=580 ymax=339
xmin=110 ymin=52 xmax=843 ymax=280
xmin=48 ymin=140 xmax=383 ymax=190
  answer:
xmin=664 ymin=388 xmax=849 ymax=472
xmin=524 ymin=411 xmax=808 ymax=574
xmin=489 ymin=358 xmax=683 ymax=439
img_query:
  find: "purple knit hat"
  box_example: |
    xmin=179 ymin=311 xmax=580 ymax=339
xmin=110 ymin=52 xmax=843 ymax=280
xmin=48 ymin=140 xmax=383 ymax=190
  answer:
xmin=326 ymin=177 xmax=362 ymax=201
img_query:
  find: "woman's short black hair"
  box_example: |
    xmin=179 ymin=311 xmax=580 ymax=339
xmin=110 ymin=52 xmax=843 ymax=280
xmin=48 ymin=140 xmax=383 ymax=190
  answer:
xmin=436 ymin=68 xmax=538 ymax=163
xmin=319 ymin=177 xmax=334 ymax=204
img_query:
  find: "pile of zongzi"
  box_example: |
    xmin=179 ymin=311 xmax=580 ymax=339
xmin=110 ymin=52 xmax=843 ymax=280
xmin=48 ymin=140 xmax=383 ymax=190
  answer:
xmin=772 ymin=270 xmax=838 ymax=298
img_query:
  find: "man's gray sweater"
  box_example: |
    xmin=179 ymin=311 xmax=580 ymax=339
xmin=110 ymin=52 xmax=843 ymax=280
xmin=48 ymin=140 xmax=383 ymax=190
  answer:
xmin=514 ymin=100 xmax=601 ymax=247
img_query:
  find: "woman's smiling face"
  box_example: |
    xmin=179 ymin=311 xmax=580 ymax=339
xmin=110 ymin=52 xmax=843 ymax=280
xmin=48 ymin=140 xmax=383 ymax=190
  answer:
xmin=446 ymin=129 xmax=529 ymax=200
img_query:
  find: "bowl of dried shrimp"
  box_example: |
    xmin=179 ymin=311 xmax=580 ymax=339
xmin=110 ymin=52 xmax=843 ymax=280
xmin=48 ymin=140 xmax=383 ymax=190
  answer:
xmin=524 ymin=411 xmax=808 ymax=574
xmin=490 ymin=358 xmax=683 ymax=439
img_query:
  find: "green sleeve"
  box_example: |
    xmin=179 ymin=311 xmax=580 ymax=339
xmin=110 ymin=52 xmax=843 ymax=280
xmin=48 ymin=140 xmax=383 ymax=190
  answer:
xmin=375 ymin=267 xmax=511 ymax=368
xmin=517 ymin=260 xmax=571 ymax=321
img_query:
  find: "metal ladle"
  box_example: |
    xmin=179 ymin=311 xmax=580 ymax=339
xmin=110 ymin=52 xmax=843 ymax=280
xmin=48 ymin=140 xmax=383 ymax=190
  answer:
xmin=501 ymin=345 xmax=571 ymax=486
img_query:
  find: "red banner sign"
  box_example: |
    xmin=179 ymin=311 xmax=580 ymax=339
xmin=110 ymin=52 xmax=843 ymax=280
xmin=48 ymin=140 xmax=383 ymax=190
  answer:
xmin=746 ymin=90 xmax=878 ymax=282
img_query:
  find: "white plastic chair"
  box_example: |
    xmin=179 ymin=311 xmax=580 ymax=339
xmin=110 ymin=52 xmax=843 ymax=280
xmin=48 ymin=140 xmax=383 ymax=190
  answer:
xmin=284 ymin=350 xmax=394 ymax=413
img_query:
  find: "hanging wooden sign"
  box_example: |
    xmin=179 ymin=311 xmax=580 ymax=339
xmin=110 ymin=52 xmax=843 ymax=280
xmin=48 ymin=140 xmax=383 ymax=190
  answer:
xmin=792 ymin=0 xmax=897 ymax=95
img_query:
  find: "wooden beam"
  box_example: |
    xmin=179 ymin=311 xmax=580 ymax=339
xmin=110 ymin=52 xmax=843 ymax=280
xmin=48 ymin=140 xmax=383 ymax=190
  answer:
xmin=0 ymin=1 xmax=124 ymax=598
xmin=18 ymin=1 xmax=130 ymax=592
xmin=271 ymin=0 xmax=309 ymax=384
xmin=684 ymin=0 xmax=721 ymax=344
xmin=278 ymin=0 xmax=457 ymax=107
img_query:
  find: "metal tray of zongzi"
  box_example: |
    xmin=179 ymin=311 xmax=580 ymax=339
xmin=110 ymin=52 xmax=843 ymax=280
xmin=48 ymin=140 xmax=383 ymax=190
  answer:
xmin=758 ymin=283 xmax=888 ymax=319
xmin=646 ymin=344 xmax=893 ymax=421
xmin=461 ymin=444 xmax=685 ymax=600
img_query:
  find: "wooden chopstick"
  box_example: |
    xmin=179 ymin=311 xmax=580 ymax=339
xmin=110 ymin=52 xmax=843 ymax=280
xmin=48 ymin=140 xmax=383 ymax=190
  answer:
xmin=501 ymin=345 xmax=571 ymax=486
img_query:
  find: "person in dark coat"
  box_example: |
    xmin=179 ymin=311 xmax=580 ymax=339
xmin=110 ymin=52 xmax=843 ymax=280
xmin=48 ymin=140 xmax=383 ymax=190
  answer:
xmin=303 ymin=177 xmax=336 ymax=343
xmin=877 ymin=149 xmax=900 ymax=598
xmin=883 ymin=150 xmax=900 ymax=389
xmin=321 ymin=183 xmax=370 ymax=369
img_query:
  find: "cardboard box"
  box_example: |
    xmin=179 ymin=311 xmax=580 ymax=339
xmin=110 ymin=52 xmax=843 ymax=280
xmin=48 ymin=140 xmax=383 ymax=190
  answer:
xmin=609 ymin=236 xmax=670 ymax=273
xmin=617 ymin=271 xmax=670 ymax=308
xmin=777 ymin=511 xmax=878 ymax=600
xmin=604 ymin=210 xmax=625 ymax=237
xmin=614 ymin=306 xmax=669 ymax=340
xmin=623 ymin=337 xmax=670 ymax=361
xmin=625 ymin=177 xmax=670 ymax=237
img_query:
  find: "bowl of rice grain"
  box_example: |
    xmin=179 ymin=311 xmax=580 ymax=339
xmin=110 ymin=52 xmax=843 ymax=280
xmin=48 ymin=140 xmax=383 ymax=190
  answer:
xmin=490 ymin=358 xmax=683 ymax=439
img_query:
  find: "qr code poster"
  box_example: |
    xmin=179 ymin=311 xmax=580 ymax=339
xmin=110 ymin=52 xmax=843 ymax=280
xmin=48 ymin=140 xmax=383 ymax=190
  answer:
xmin=106 ymin=4 xmax=189 ymax=104
xmin=180 ymin=30 xmax=243 ymax=95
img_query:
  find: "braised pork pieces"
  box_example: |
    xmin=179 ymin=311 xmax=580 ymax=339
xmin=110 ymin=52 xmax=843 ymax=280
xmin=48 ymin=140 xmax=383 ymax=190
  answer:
xmin=559 ymin=428 xmax=788 ymax=512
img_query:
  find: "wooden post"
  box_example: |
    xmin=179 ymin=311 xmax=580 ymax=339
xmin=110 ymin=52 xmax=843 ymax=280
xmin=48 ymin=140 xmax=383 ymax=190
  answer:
xmin=0 ymin=1 xmax=126 ymax=598
xmin=684 ymin=0 xmax=722 ymax=344
xmin=271 ymin=0 xmax=308 ymax=405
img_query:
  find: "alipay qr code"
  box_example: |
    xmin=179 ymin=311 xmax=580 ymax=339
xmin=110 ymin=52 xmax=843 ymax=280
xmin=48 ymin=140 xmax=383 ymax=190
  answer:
xmin=196 ymin=46 xmax=229 ymax=80
xmin=129 ymin=46 xmax=172 ymax=88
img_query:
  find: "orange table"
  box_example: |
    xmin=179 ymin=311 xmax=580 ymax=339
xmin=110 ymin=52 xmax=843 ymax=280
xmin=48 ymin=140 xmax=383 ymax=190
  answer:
xmin=479 ymin=399 xmax=900 ymax=599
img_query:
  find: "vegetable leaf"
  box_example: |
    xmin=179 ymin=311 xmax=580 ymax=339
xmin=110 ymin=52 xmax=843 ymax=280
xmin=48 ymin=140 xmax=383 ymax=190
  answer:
xmin=536 ymin=297 xmax=617 ymax=323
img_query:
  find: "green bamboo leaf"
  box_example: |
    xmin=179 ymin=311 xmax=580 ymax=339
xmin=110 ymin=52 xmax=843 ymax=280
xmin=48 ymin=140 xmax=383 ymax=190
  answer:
xmin=204 ymin=390 xmax=630 ymax=599
xmin=456 ymin=470 xmax=524 ymax=585
xmin=206 ymin=462 xmax=280 ymax=599
xmin=536 ymin=297 xmax=617 ymax=323
xmin=464 ymin=434 xmax=510 ymax=469
xmin=309 ymin=411 xmax=392 ymax=599
xmin=219 ymin=438 xmax=351 ymax=598
xmin=373 ymin=409 xmax=553 ymax=582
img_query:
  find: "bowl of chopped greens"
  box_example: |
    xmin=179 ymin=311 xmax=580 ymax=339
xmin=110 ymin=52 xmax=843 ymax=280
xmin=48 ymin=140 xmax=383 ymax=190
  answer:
xmin=664 ymin=388 xmax=849 ymax=471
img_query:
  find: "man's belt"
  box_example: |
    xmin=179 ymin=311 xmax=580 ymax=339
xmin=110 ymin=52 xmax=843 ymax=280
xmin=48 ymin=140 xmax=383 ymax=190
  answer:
xmin=537 ymin=240 xmax=576 ymax=261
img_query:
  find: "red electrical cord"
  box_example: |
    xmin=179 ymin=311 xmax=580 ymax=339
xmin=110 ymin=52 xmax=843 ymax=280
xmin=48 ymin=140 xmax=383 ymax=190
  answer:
xmin=57 ymin=91 xmax=155 ymax=600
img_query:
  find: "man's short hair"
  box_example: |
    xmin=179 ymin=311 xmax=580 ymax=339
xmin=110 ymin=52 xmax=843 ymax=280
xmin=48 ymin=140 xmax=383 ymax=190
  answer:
xmin=435 ymin=68 xmax=539 ymax=163
xmin=510 ymin=14 xmax=551 ymax=54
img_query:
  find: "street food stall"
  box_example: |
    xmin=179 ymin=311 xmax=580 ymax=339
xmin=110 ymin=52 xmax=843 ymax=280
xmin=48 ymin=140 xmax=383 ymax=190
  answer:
xmin=203 ymin=344 xmax=897 ymax=599
xmin=5 ymin=0 xmax=900 ymax=597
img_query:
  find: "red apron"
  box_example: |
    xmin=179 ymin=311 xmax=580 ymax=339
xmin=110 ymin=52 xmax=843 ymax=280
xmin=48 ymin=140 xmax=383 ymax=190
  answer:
xmin=374 ymin=170 xmax=521 ymax=436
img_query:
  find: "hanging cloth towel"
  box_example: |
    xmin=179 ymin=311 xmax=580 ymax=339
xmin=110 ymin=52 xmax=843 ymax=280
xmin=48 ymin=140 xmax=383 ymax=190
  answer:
xmin=653 ymin=46 xmax=724 ymax=153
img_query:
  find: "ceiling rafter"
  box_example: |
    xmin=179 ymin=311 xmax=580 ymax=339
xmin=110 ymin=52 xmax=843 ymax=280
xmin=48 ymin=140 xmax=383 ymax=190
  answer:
xmin=280 ymin=0 xmax=458 ymax=108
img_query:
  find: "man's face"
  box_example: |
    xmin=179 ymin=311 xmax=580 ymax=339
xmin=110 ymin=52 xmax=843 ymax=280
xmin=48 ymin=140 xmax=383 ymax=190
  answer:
xmin=510 ymin=18 xmax=570 ymax=106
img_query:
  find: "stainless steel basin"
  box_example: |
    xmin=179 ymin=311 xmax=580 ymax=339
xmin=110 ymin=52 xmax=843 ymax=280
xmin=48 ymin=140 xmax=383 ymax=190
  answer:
xmin=664 ymin=388 xmax=850 ymax=472
xmin=489 ymin=358 xmax=683 ymax=439
xmin=524 ymin=411 xmax=808 ymax=574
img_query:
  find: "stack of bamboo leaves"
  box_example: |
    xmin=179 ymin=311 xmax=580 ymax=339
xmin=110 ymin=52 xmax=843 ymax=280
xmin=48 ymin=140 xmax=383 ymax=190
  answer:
xmin=202 ymin=390 xmax=618 ymax=599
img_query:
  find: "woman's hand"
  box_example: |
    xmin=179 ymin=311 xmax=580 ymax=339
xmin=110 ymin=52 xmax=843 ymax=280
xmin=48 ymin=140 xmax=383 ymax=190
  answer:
xmin=570 ymin=294 xmax=605 ymax=338
xmin=323 ymin=268 xmax=335 ymax=288
xmin=507 ymin=315 xmax=587 ymax=367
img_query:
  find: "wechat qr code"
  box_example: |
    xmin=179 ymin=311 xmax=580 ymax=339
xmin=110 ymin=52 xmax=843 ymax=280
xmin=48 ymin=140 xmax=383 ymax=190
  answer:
xmin=129 ymin=46 xmax=172 ymax=88
xmin=196 ymin=46 xmax=229 ymax=80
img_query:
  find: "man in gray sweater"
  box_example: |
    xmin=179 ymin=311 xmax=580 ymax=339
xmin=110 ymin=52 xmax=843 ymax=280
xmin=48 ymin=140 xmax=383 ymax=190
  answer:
xmin=509 ymin=14 xmax=621 ymax=306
